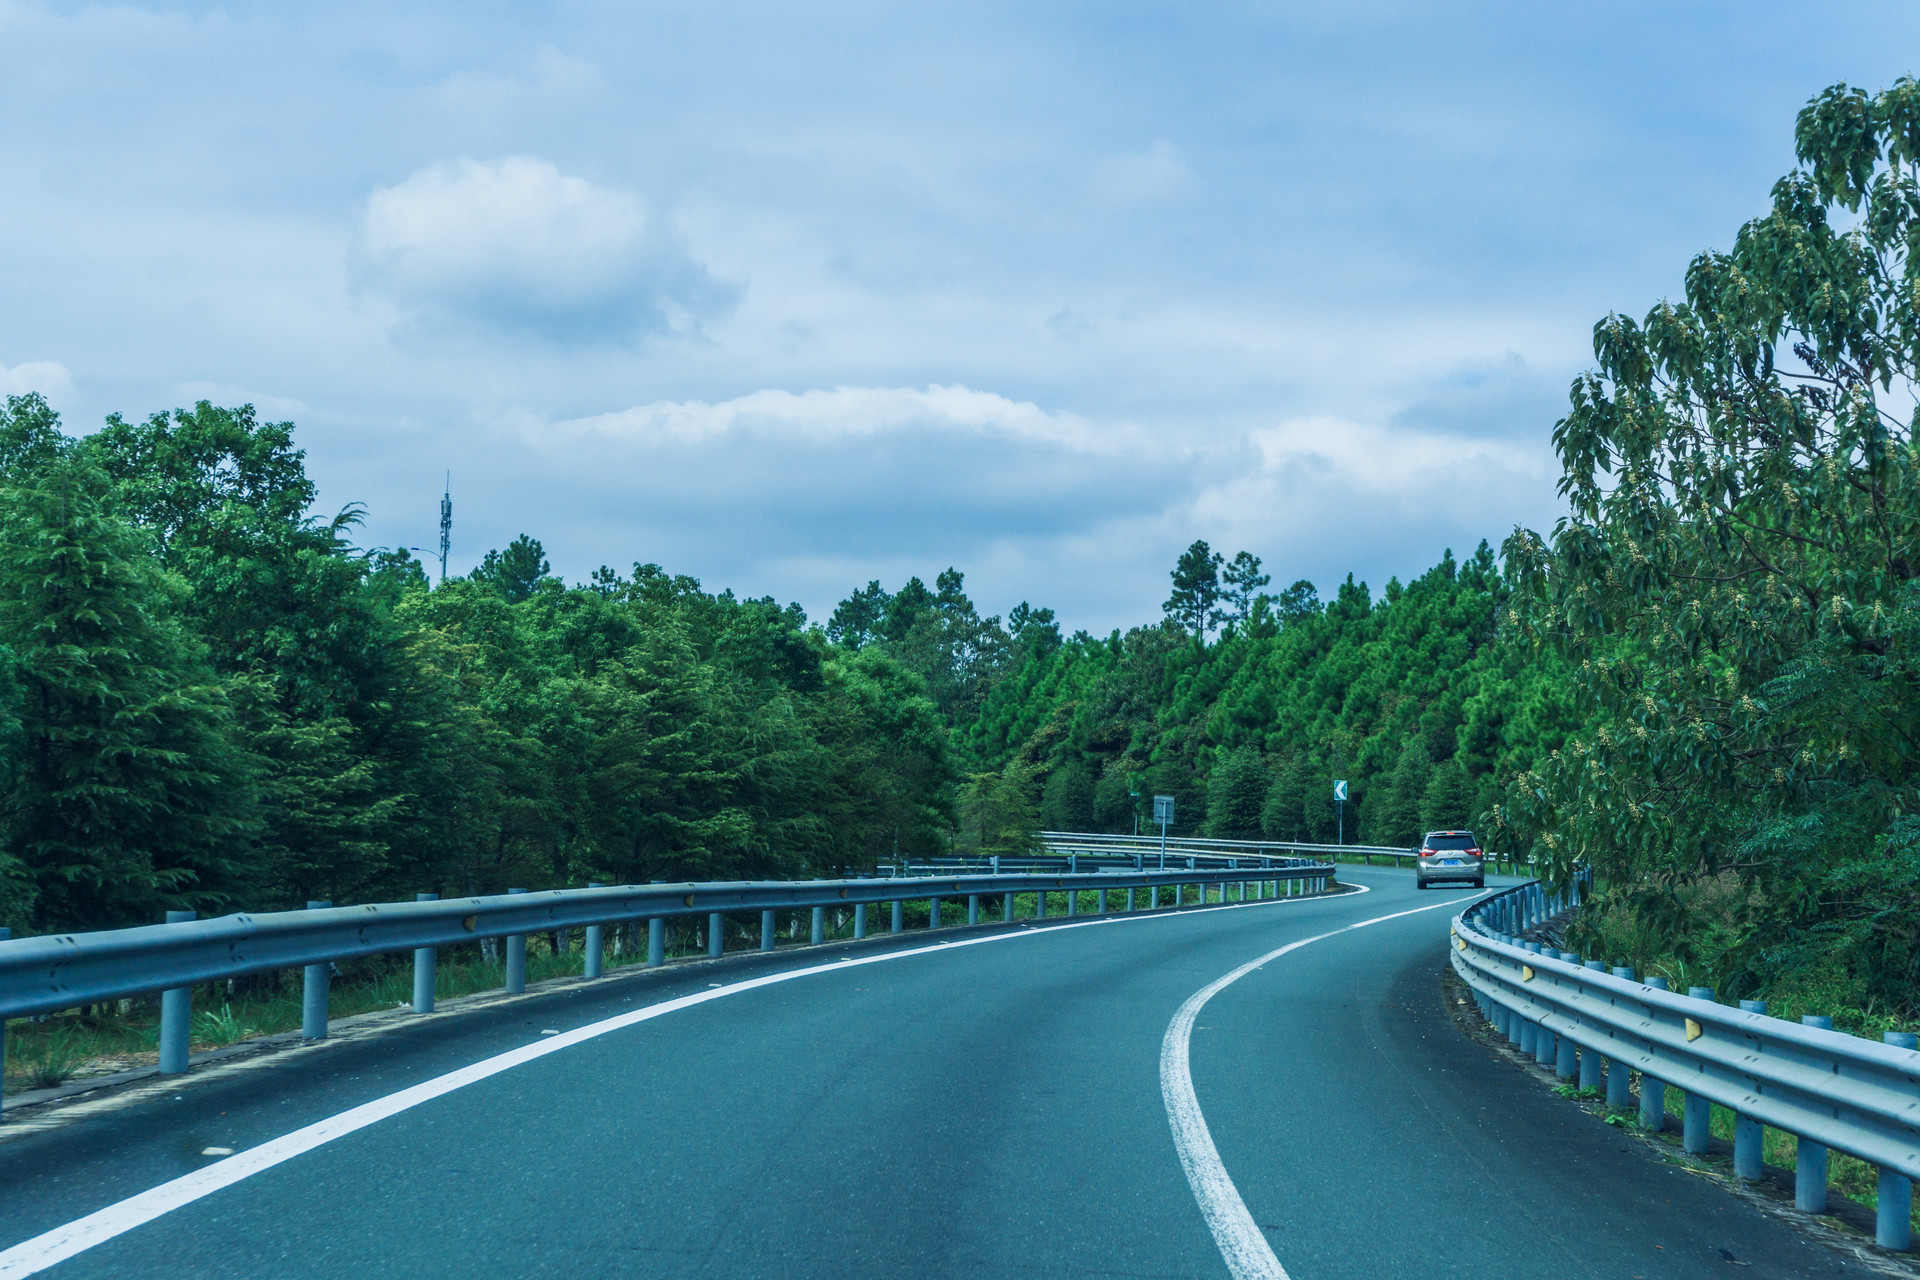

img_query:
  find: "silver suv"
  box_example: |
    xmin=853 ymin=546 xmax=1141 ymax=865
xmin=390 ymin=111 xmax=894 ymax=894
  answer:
xmin=1415 ymin=830 xmax=1484 ymax=890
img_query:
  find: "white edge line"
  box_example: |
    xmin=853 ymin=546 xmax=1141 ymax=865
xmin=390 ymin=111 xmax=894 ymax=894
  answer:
xmin=0 ymin=878 xmax=1377 ymax=1277
xmin=1160 ymin=888 xmax=1492 ymax=1280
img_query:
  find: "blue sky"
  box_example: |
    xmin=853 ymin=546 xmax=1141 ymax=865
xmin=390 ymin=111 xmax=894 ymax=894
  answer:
xmin=3 ymin=1 xmax=1916 ymax=633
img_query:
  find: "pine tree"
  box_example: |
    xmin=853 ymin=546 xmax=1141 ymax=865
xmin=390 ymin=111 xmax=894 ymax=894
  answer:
xmin=1039 ymin=759 xmax=1095 ymax=831
xmin=1163 ymin=541 xmax=1224 ymax=639
xmin=0 ymin=462 xmax=253 ymax=929
xmin=1419 ymin=757 xmax=1473 ymax=834
xmin=1205 ymin=745 xmax=1268 ymax=839
xmin=1371 ymin=739 xmax=1432 ymax=847
xmin=1261 ymin=754 xmax=1314 ymax=842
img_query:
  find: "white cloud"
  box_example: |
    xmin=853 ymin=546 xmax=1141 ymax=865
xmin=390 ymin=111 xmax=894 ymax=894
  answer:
xmin=1090 ymin=142 xmax=1191 ymax=206
xmin=353 ymin=157 xmax=734 ymax=342
xmin=471 ymin=383 xmax=1560 ymax=629
xmin=0 ymin=360 xmax=73 ymax=401
xmin=552 ymin=384 xmax=1133 ymax=454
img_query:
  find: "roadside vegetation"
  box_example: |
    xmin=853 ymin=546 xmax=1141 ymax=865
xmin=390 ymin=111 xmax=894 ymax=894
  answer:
xmin=1502 ymin=79 xmax=1920 ymax=1032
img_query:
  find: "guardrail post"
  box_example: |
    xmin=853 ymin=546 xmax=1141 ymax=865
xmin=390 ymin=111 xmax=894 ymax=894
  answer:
xmin=1575 ymin=961 xmax=1606 ymax=1088
xmin=505 ymin=889 xmax=529 ymax=993
xmin=413 ymin=893 xmax=439 ymax=1013
xmin=928 ymin=897 xmax=942 ymax=930
xmin=648 ymin=916 xmax=665 ymax=967
xmin=892 ymin=900 xmax=903 ymax=933
xmin=1880 ymin=1031 xmax=1917 ymax=1249
xmin=1036 ymin=888 xmax=1047 ymax=919
xmin=1002 ymin=892 xmax=1013 ymax=923
xmin=585 ymin=884 xmax=605 ymax=978
xmin=1682 ymin=986 xmax=1716 ymax=1152
xmin=968 ymin=894 xmax=980 ymax=925
xmin=1513 ymin=944 xmax=1538 ymax=1052
xmin=1126 ymin=887 xmax=1135 ymax=911
xmin=159 ymin=910 xmax=196 ymax=1074
xmin=812 ymin=906 xmax=826 ymax=944
xmin=1635 ymin=976 xmax=1672 ymax=1130
xmin=1552 ymin=955 xmax=1580 ymax=1078
xmin=1795 ymin=1015 xmax=1833 ymax=1210
xmin=1150 ymin=885 xmax=1159 ymax=909
xmin=1066 ymin=887 xmax=1076 ymax=917
xmin=761 ymin=910 xmax=777 ymax=951
xmin=1606 ymin=966 xmax=1635 ymax=1110
xmin=1733 ymin=999 xmax=1767 ymax=1178
xmin=301 ymin=904 xmax=330 ymax=1039
xmin=708 ymin=912 xmax=724 ymax=958
xmin=854 ymin=903 xmax=867 ymax=939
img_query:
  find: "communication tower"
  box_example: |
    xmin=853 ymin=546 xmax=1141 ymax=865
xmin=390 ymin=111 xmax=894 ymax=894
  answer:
xmin=438 ymin=473 xmax=452 ymax=584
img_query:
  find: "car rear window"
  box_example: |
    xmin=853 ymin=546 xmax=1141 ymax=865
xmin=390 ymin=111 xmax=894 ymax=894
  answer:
xmin=1425 ymin=833 xmax=1477 ymax=850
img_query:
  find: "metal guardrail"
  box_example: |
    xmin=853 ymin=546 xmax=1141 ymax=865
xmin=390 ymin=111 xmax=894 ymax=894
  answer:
xmin=1037 ymin=831 xmax=1533 ymax=874
xmin=0 ymin=859 xmax=1337 ymax=1101
xmin=1042 ymin=831 xmax=1413 ymax=861
xmin=864 ymin=852 xmax=1328 ymax=877
xmin=1451 ymin=878 xmax=1920 ymax=1251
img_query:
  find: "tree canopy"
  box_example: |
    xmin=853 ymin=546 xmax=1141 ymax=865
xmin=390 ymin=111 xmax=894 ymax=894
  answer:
xmin=1501 ymin=77 xmax=1920 ymax=1019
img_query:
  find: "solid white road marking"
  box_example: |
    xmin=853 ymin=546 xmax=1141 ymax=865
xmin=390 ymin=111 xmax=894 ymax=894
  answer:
xmin=1160 ymin=887 xmax=1489 ymax=1280
xmin=0 ymin=878 xmax=1368 ymax=1277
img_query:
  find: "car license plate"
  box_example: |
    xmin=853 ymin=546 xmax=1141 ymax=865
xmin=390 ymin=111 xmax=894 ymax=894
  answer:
xmin=1440 ymin=859 xmax=1461 ymax=866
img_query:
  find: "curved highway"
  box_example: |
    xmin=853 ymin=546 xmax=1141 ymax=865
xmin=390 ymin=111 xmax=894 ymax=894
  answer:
xmin=0 ymin=869 xmax=1848 ymax=1279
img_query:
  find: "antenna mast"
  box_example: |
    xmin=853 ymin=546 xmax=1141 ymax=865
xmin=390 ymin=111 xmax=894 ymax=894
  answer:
xmin=438 ymin=473 xmax=452 ymax=584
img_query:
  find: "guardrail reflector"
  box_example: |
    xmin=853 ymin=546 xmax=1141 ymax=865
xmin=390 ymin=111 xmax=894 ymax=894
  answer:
xmin=1456 ymin=937 xmax=1466 ymax=951
xmin=1686 ymin=1018 xmax=1703 ymax=1042
xmin=1521 ymin=966 xmax=1535 ymax=981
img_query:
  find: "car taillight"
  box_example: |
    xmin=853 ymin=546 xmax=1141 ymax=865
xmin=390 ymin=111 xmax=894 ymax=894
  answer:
xmin=1419 ymin=847 xmax=1434 ymax=856
xmin=1466 ymin=848 xmax=1482 ymax=858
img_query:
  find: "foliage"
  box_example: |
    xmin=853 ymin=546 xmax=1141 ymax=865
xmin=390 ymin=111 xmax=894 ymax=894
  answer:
xmin=0 ymin=455 xmax=252 ymax=928
xmin=1163 ymin=540 xmax=1224 ymax=639
xmin=945 ymin=539 xmax=1575 ymax=854
xmin=0 ymin=397 xmax=961 ymax=931
xmin=1504 ymin=78 xmax=1920 ymax=1018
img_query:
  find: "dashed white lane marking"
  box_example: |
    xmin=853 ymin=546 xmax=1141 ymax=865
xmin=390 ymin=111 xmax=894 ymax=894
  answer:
xmin=0 ymin=878 xmax=1367 ymax=1277
xmin=1160 ymin=886 xmax=1490 ymax=1280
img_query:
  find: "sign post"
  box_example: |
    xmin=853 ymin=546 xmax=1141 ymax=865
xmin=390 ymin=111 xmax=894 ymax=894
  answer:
xmin=1333 ymin=780 xmax=1347 ymax=846
xmin=1153 ymin=794 xmax=1175 ymax=869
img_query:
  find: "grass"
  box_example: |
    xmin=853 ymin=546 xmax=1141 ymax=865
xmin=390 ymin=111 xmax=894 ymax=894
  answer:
xmin=4 ymin=880 xmax=1324 ymax=1095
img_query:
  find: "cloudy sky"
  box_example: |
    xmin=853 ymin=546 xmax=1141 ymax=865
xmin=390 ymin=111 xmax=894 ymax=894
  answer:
xmin=2 ymin=2 xmax=1915 ymax=633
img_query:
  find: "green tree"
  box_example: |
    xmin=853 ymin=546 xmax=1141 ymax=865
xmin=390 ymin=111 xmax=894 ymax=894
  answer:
xmin=1502 ymin=78 xmax=1920 ymax=1010
xmin=1163 ymin=541 xmax=1223 ymax=639
xmin=1370 ymin=739 xmax=1431 ymax=848
xmin=1039 ymin=758 xmax=1095 ymax=831
xmin=1419 ymin=757 xmax=1473 ymax=834
xmin=955 ymin=762 xmax=1040 ymax=857
xmin=0 ymin=462 xmax=253 ymax=929
xmin=1220 ymin=552 xmax=1270 ymax=635
xmin=474 ymin=535 xmax=552 ymax=604
xmin=1273 ymin=580 xmax=1320 ymax=628
xmin=827 ymin=581 xmax=890 ymax=649
xmin=1205 ymin=744 xmax=1268 ymax=839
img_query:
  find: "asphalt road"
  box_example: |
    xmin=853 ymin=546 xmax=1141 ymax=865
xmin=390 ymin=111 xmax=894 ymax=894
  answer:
xmin=0 ymin=869 xmax=1853 ymax=1279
